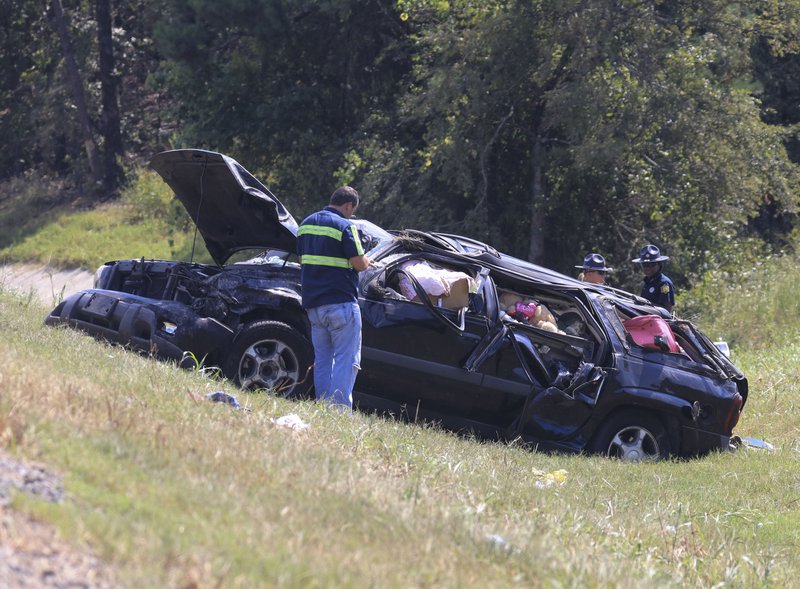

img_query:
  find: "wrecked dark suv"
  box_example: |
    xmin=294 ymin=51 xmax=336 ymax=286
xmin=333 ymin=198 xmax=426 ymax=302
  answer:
xmin=46 ymin=149 xmax=747 ymax=460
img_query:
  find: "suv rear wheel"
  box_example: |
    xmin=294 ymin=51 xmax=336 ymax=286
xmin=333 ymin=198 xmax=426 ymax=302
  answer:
xmin=589 ymin=409 xmax=670 ymax=461
xmin=224 ymin=320 xmax=313 ymax=398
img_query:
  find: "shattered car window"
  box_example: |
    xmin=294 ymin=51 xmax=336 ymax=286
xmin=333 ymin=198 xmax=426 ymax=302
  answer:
xmin=352 ymin=218 xmax=394 ymax=254
xmin=231 ymin=249 xmax=294 ymax=265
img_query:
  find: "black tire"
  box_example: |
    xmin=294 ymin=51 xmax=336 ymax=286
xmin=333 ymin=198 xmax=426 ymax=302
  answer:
xmin=589 ymin=409 xmax=670 ymax=461
xmin=223 ymin=320 xmax=313 ymax=398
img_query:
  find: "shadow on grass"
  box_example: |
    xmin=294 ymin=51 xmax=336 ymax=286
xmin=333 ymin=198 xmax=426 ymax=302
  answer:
xmin=0 ymin=171 xmax=90 ymax=250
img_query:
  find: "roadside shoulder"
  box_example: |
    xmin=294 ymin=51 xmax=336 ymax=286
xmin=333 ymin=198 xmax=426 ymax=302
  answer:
xmin=0 ymin=264 xmax=94 ymax=306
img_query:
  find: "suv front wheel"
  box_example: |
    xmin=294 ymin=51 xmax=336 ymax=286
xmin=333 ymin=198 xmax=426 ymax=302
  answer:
xmin=224 ymin=320 xmax=314 ymax=398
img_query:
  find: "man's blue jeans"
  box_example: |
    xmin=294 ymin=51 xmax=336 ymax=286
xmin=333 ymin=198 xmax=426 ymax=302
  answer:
xmin=306 ymin=302 xmax=361 ymax=409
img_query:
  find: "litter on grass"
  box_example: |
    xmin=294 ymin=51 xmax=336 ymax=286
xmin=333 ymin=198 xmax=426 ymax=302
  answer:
xmin=737 ymin=436 xmax=774 ymax=451
xmin=270 ymin=413 xmax=310 ymax=432
xmin=484 ymin=534 xmax=513 ymax=554
xmin=532 ymin=468 xmax=568 ymax=489
xmin=205 ymin=391 xmax=251 ymax=412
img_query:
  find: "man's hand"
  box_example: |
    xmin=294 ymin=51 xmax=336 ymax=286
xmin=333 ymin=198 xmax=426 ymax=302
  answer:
xmin=350 ymin=255 xmax=371 ymax=272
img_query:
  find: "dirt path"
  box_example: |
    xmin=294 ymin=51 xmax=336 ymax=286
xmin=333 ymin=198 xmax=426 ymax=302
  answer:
xmin=2 ymin=265 xmax=118 ymax=587
xmin=0 ymin=452 xmax=118 ymax=588
xmin=0 ymin=264 xmax=94 ymax=306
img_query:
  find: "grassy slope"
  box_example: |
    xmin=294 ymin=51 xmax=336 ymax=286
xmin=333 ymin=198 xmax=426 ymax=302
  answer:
xmin=2 ymin=290 xmax=799 ymax=588
xmin=2 ymin=172 xmax=800 ymax=586
xmin=682 ymin=254 xmax=800 ymax=352
xmin=0 ymin=169 xmax=213 ymax=270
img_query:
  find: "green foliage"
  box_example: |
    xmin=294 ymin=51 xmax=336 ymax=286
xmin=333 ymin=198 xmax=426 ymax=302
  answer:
xmin=3 ymin=0 xmax=800 ymax=295
xmin=350 ymin=0 xmax=800 ymax=293
xmin=121 ymin=168 xmax=172 ymax=218
xmin=0 ymin=0 xmax=168 ymax=188
xmin=121 ymin=167 xmax=195 ymax=234
xmin=153 ymin=0 xmax=412 ymax=217
xmin=682 ymin=247 xmax=800 ymax=351
xmin=0 ymin=169 xmax=70 ymax=249
xmin=0 ymin=8 xmax=87 ymax=180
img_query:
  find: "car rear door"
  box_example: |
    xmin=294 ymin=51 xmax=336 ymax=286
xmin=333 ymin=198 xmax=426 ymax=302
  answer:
xmin=462 ymin=279 xmax=607 ymax=442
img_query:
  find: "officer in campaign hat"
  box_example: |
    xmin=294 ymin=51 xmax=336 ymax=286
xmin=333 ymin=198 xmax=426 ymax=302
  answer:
xmin=575 ymin=253 xmax=613 ymax=285
xmin=632 ymin=244 xmax=674 ymax=312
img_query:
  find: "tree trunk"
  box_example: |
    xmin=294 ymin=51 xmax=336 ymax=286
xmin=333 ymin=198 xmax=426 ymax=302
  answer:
xmin=50 ymin=0 xmax=101 ymax=184
xmin=95 ymin=0 xmax=124 ymax=193
xmin=527 ymin=133 xmax=546 ymax=263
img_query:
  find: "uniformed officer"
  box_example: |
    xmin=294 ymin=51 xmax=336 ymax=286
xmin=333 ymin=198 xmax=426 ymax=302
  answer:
xmin=297 ymin=186 xmax=371 ymax=409
xmin=575 ymin=253 xmax=614 ymax=285
xmin=631 ymin=244 xmax=675 ymax=313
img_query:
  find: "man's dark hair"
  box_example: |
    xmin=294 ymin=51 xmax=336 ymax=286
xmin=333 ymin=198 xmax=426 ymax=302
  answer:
xmin=330 ymin=186 xmax=360 ymax=207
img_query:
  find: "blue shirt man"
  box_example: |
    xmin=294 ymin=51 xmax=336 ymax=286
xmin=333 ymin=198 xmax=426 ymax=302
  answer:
xmin=631 ymin=244 xmax=675 ymax=313
xmin=297 ymin=186 xmax=371 ymax=409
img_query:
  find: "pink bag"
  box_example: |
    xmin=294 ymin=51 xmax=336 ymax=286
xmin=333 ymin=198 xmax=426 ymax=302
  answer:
xmin=623 ymin=315 xmax=679 ymax=353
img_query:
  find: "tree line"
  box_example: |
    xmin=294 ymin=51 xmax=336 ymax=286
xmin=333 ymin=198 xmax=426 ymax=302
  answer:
xmin=2 ymin=0 xmax=800 ymax=290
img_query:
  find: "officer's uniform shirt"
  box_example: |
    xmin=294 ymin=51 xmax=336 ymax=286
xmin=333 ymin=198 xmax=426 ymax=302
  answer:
xmin=296 ymin=206 xmax=364 ymax=309
xmin=640 ymin=271 xmax=675 ymax=309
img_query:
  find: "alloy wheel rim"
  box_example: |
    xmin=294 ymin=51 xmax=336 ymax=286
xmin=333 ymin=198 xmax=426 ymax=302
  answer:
xmin=238 ymin=338 xmax=300 ymax=394
xmin=608 ymin=425 xmax=660 ymax=461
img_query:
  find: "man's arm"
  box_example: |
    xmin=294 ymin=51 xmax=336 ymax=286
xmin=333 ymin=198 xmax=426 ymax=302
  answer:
xmin=344 ymin=223 xmax=370 ymax=271
xmin=350 ymin=255 xmax=371 ymax=272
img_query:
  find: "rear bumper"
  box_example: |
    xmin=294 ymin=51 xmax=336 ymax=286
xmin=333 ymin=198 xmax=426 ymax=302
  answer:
xmin=679 ymin=423 xmax=732 ymax=456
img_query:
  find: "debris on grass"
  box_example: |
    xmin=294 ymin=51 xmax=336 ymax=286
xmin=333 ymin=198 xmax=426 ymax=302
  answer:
xmin=731 ymin=436 xmax=775 ymax=452
xmin=270 ymin=413 xmax=310 ymax=432
xmin=203 ymin=391 xmax=252 ymax=412
xmin=205 ymin=391 xmax=242 ymax=409
xmin=532 ymin=468 xmax=568 ymax=489
xmin=484 ymin=533 xmax=513 ymax=554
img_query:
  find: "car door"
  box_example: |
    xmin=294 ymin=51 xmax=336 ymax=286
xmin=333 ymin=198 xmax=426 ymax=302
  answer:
xmin=462 ymin=278 xmax=607 ymax=442
xmin=355 ymin=258 xmax=493 ymax=423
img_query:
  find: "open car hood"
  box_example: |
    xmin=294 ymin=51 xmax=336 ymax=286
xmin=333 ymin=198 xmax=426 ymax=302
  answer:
xmin=149 ymin=149 xmax=298 ymax=265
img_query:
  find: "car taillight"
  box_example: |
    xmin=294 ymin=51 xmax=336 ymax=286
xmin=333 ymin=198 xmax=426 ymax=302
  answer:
xmin=723 ymin=393 xmax=743 ymax=433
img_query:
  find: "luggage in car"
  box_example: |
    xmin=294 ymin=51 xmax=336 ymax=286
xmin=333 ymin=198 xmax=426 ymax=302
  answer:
xmin=436 ymin=276 xmax=471 ymax=309
xmin=397 ymin=261 xmax=475 ymax=309
xmin=623 ymin=315 xmax=680 ymax=353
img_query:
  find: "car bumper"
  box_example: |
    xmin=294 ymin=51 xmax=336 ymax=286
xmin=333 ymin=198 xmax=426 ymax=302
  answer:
xmin=679 ymin=423 xmax=732 ymax=456
xmin=45 ymin=290 xmax=233 ymax=365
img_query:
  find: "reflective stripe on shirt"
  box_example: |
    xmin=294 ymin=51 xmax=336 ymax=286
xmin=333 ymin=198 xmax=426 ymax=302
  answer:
xmin=297 ymin=206 xmax=361 ymax=308
xmin=349 ymin=225 xmax=365 ymax=256
xmin=300 ymin=254 xmax=353 ymax=269
xmin=297 ymin=225 xmax=343 ymax=240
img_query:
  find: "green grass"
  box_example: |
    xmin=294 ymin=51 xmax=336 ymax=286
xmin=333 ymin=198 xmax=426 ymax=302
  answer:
xmin=2 ymin=289 xmax=799 ymax=588
xmin=681 ymin=253 xmax=800 ymax=353
xmin=0 ymin=168 xmax=212 ymax=270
